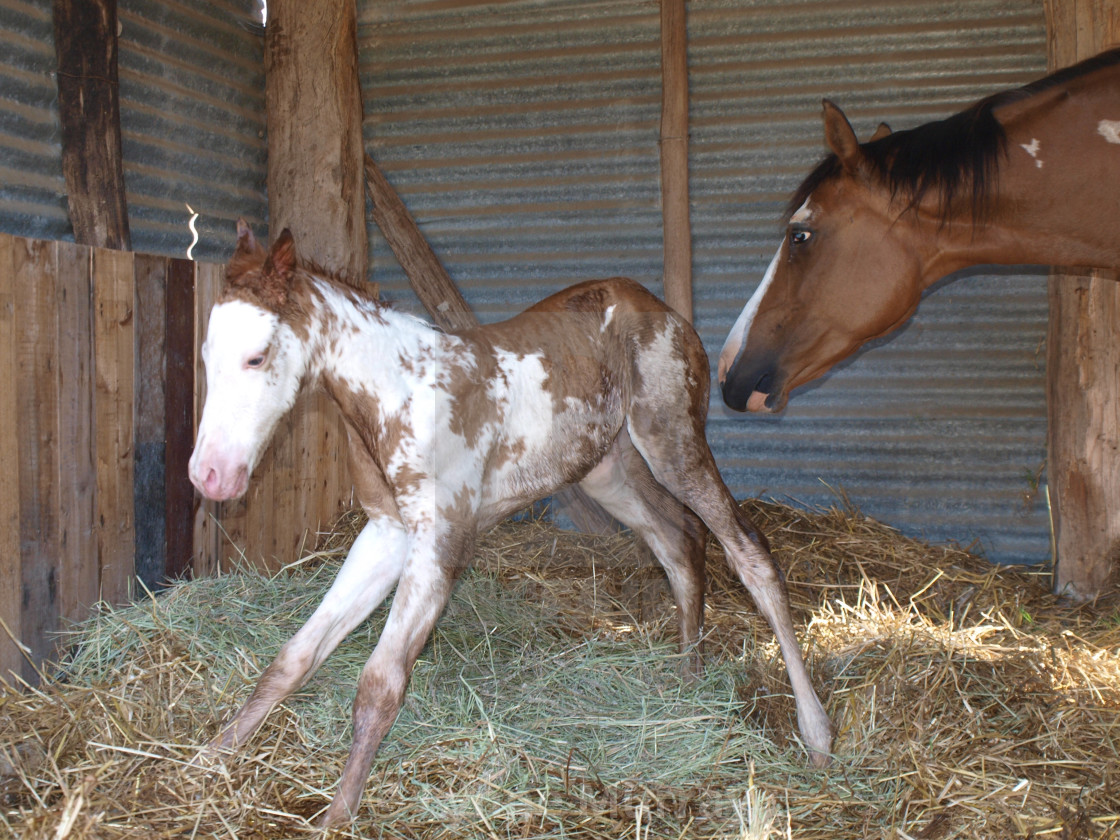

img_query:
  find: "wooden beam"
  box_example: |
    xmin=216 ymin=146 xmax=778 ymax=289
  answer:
xmin=1043 ymin=0 xmax=1120 ymax=599
xmin=232 ymin=0 xmax=367 ymax=571
xmin=659 ymin=0 xmax=693 ymax=323
xmin=52 ymin=0 xmax=130 ymax=251
xmin=364 ymin=154 xmax=477 ymax=332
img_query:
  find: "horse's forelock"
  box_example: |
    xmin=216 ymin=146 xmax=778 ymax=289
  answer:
xmin=786 ymin=155 xmax=842 ymax=221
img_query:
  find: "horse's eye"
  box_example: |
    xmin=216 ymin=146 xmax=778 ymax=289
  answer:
xmin=246 ymin=354 xmax=266 ymax=369
xmin=789 ymin=228 xmax=813 ymax=246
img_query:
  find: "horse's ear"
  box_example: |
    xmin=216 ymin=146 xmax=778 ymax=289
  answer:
xmin=266 ymin=229 xmax=297 ymax=280
xmin=253 ymin=229 xmax=297 ymax=307
xmin=235 ymin=218 xmax=259 ymax=255
xmin=227 ymin=218 xmax=267 ymax=285
xmin=869 ymin=121 xmax=892 ymax=142
xmin=822 ymin=100 xmax=862 ymax=172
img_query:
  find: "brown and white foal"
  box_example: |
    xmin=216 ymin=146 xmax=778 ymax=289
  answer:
xmin=189 ymin=222 xmax=832 ymax=826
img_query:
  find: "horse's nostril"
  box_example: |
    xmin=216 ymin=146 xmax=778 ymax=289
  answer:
xmin=754 ymin=372 xmax=774 ymax=394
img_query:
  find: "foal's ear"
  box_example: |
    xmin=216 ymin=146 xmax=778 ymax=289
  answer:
xmin=821 ymin=100 xmax=862 ymax=173
xmin=235 ymin=218 xmax=257 ymax=253
xmin=266 ymin=229 xmax=297 ymax=281
xmin=243 ymin=229 xmax=297 ymax=308
xmin=227 ymin=218 xmax=266 ymax=285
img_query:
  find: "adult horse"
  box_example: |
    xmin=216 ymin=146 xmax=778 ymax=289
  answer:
xmin=719 ymin=48 xmax=1120 ymax=414
xmin=189 ymin=223 xmax=832 ymax=826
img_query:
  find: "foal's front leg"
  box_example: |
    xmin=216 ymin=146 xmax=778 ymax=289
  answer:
xmin=207 ymin=515 xmax=407 ymax=751
xmin=320 ymin=527 xmax=474 ymax=827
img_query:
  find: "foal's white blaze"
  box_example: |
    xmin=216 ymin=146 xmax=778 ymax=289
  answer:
xmin=717 ymin=246 xmax=783 ymax=383
xmin=189 ymin=300 xmax=304 ymax=501
xmin=1097 ymin=119 xmax=1120 ymax=144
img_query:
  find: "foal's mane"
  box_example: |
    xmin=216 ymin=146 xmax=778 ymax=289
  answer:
xmin=226 ymin=235 xmax=382 ymax=316
xmin=788 ymin=47 xmax=1120 ymax=223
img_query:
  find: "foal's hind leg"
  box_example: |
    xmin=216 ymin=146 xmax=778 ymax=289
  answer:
xmin=625 ymin=410 xmax=832 ymax=765
xmin=579 ymin=429 xmax=708 ymax=678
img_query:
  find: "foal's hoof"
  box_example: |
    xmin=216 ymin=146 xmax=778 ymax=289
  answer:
xmin=677 ymin=653 xmax=704 ymax=683
xmin=808 ymin=747 xmax=831 ymax=769
xmin=317 ymin=800 xmax=357 ymax=830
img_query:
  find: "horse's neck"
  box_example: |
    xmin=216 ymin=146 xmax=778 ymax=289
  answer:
xmin=928 ymin=70 xmax=1120 ymax=278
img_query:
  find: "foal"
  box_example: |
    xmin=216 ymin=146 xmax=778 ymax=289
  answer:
xmin=189 ymin=222 xmax=832 ymax=826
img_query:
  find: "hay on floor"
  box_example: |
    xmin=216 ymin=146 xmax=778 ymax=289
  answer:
xmin=1 ymin=499 xmax=1118 ymax=839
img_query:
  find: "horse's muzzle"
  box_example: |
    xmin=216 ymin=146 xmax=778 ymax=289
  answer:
xmin=720 ymin=357 xmax=785 ymax=413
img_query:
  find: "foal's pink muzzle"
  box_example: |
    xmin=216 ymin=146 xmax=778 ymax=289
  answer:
xmin=189 ymin=441 xmax=250 ymax=501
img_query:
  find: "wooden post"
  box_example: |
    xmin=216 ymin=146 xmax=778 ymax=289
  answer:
xmin=659 ymin=0 xmax=693 ymax=322
xmin=228 ymin=0 xmax=367 ymax=570
xmin=1043 ymin=0 xmax=1120 ymax=599
xmin=52 ymin=0 xmax=130 ymax=251
xmin=266 ymin=0 xmax=367 ymax=284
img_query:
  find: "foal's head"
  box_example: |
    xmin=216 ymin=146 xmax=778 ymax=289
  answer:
xmin=189 ymin=221 xmax=310 ymax=501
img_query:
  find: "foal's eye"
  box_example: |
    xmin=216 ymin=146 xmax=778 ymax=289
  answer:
xmin=246 ymin=354 xmax=266 ymax=369
xmin=789 ymin=228 xmax=813 ymax=246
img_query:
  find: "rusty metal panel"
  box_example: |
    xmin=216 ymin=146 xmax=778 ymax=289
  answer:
xmin=0 ymin=0 xmax=267 ymax=262
xmin=361 ymin=0 xmax=1050 ymax=563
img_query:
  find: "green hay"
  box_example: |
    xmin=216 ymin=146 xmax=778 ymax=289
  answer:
xmin=2 ymin=500 xmax=1118 ymax=839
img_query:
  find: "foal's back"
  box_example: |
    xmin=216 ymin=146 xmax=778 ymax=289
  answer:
xmin=466 ymin=276 xmax=704 ymax=402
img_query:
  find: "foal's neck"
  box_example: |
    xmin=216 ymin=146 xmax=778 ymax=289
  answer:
xmin=306 ymin=274 xmax=450 ymax=392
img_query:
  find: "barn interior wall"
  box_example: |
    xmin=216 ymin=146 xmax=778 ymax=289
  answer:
xmin=359 ymin=0 xmax=1050 ymax=564
xmin=0 ymin=0 xmax=1052 ymax=566
xmin=0 ymin=0 xmax=267 ymax=263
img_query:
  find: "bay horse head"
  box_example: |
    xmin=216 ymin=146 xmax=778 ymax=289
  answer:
xmin=189 ymin=220 xmax=309 ymax=500
xmin=718 ymin=102 xmax=933 ymax=413
xmin=719 ymin=48 xmax=1120 ymax=413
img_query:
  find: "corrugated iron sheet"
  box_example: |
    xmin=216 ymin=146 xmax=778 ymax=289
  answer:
xmin=0 ymin=0 xmax=1052 ymax=563
xmin=0 ymin=0 xmax=69 ymax=242
xmin=361 ymin=0 xmax=1050 ymax=563
xmin=0 ymin=0 xmax=267 ymax=262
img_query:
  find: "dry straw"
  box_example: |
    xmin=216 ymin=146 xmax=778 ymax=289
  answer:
xmin=2 ymin=499 xmax=1118 ymax=839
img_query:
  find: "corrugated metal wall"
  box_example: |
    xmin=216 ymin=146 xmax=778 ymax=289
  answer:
xmin=0 ymin=0 xmax=266 ymax=262
xmin=0 ymin=0 xmax=1052 ymax=563
xmin=361 ymin=0 xmax=1050 ymax=564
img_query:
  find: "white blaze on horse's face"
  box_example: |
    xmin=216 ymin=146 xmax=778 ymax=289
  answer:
xmin=189 ymin=299 xmax=305 ymax=501
xmin=717 ymin=247 xmax=781 ymax=387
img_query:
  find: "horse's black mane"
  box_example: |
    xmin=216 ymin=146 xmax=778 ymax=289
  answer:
xmin=787 ymin=47 xmax=1120 ymax=222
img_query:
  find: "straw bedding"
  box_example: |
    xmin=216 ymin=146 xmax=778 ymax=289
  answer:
xmin=2 ymin=499 xmax=1118 ymax=839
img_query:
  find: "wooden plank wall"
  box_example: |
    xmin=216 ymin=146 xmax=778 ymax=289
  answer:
xmin=0 ymin=233 xmax=353 ymax=683
xmin=0 ymin=234 xmax=135 ymax=684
